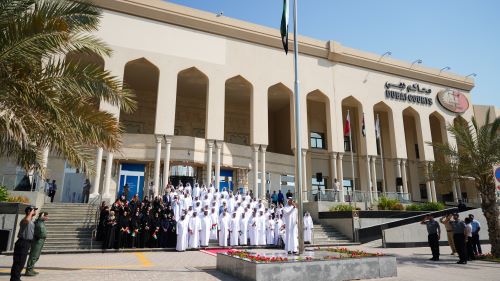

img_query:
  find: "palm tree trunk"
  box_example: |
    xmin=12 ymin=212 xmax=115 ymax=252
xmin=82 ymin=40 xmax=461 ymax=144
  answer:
xmin=479 ymin=184 xmax=500 ymax=257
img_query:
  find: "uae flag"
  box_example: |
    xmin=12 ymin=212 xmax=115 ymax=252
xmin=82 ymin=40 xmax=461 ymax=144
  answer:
xmin=280 ymin=0 xmax=289 ymax=54
xmin=344 ymin=111 xmax=351 ymax=136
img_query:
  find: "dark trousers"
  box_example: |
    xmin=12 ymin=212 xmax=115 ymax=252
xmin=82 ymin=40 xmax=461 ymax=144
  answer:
xmin=453 ymin=234 xmax=466 ymax=263
xmin=428 ymin=233 xmax=440 ymax=259
xmin=466 ymin=237 xmax=475 ymax=260
xmin=48 ymin=190 xmax=56 ymax=202
xmin=471 ymin=233 xmax=482 ymax=255
xmin=10 ymin=239 xmax=32 ymax=281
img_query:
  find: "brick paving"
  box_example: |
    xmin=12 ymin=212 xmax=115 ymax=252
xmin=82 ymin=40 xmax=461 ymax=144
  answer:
xmin=0 ymin=245 xmax=498 ymax=280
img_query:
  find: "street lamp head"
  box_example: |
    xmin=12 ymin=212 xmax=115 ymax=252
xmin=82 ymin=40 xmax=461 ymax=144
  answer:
xmin=381 ymin=51 xmax=392 ymax=57
xmin=216 ymin=11 xmax=223 ymax=17
xmin=440 ymin=66 xmax=451 ymax=72
xmin=413 ymin=59 xmax=423 ymax=64
xmin=466 ymin=73 xmax=477 ymax=78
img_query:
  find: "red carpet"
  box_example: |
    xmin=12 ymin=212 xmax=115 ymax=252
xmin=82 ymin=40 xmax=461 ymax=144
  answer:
xmin=200 ymin=248 xmax=233 ymax=257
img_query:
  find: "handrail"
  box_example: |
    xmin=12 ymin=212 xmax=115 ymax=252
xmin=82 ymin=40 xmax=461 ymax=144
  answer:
xmin=89 ymin=194 xmax=102 ymax=250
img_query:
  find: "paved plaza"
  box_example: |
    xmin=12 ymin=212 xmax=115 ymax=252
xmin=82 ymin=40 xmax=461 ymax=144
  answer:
xmin=0 ymin=245 xmax=498 ymax=281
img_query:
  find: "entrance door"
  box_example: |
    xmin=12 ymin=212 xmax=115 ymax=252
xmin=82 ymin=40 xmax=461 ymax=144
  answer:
xmin=119 ymin=164 xmax=145 ymax=201
xmin=219 ymin=170 xmax=234 ymax=192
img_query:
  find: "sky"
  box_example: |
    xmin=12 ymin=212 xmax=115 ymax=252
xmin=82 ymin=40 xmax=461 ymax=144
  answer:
xmin=166 ymin=0 xmax=500 ymax=107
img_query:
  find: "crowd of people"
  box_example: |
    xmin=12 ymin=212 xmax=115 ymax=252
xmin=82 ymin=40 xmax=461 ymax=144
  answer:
xmin=97 ymin=183 xmax=313 ymax=254
xmin=422 ymin=212 xmax=482 ymax=264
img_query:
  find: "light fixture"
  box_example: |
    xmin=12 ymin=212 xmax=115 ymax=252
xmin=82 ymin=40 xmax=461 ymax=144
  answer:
xmin=440 ymin=66 xmax=451 ymax=73
xmin=381 ymin=51 xmax=392 ymax=58
xmin=466 ymin=73 xmax=477 ymax=78
xmin=410 ymin=59 xmax=422 ymax=69
xmin=216 ymin=11 xmax=223 ymax=17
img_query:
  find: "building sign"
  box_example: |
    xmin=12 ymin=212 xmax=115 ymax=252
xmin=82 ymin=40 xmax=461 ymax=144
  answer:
xmin=437 ymin=89 xmax=470 ymax=114
xmin=384 ymin=82 xmax=433 ymax=106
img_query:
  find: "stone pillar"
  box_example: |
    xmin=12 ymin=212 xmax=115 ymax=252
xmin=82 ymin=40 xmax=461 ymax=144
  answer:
xmin=162 ymin=137 xmax=172 ymax=189
xmin=260 ymin=145 xmax=267 ymax=199
xmin=370 ymin=156 xmax=378 ymax=201
xmin=215 ymin=141 xmax=222 ymax=191
xmin=206 ymin=140 xmax=214 ymax=187
xmin=153 ymin=135 xmax=163 ymax=197
xmin=431 ymin=180 xmax=437 ymax=203
xmin=395 ymin=159 xmax=402 ymax=193
xmin=455 ymin=180 xmax=462 ymax=200
xmin=91 ymin=148 xmax=103 ymax=196
xmin=252 ymin=144 xmax=260 ymax=199
xmin=401 ymin=159 xmax=408 ymax=195
xmin=337 ymin=153 xmax=345 ymax=203
xmin=102 ymin=152 xmax=114 ymax=199
xmin=425 ymin=163 xmax=432 ymax=202
xmin=366 ymin=155 xmax=373 ymax=204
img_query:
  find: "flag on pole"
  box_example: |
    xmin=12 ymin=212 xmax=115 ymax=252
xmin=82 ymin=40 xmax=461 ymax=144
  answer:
xmin=361 ymin=114 xmax=366 ymax=137
xmin=344 ymin=111 xmax=351 ymax=136
xmin=280 ymin=0 xmax=289 ymax=54
xmin=375 ymin=115 xmax=381 ymax=139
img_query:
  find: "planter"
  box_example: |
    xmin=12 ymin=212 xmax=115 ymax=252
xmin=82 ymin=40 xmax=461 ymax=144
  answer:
xmin=216 ymin=251 xmax=397 ymax=281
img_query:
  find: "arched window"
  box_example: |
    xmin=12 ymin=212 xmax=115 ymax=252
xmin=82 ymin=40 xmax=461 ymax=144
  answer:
xmin=310 ymin=132 xmax=325 ymax=149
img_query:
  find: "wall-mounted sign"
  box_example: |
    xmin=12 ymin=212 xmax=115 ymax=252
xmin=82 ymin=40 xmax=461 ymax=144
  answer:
xmin=437 ymin=89 xmax=469 ymax=114
xmin=384 ymin=82 xmax=433 ymax=106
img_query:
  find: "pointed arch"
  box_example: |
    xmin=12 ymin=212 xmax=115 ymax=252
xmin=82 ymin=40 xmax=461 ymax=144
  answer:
xmin=268 ymin=83 xmax=293 ymax=155
xmin=174 ymin=67 xmax=209 ymax=138
xmin=120 ymin=58 xmax=160 ymax=134
xmin=224 ymin=75 xmax=252 ymax=145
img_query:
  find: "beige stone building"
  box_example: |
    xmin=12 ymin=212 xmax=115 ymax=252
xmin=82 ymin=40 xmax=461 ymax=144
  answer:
xmin=1 ymin=0 xmax=497 ymax=206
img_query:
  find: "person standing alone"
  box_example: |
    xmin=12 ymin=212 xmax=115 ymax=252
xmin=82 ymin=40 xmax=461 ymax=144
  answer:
xmin=421 ymin=214 xmax=441 ymax=261
xmin=25 ymin=212 xmax=48 ymax=276
xmin=10 ymin=206 xmax=37 ymax=281
xmin=82 ymin=179 xmax=91 ymax=203
xmin=48 ymin=180 xmax=57 ymax=203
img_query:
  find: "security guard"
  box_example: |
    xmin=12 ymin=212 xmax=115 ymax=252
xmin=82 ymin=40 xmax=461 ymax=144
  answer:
xmin=10 ymin=206 xmax=37 ymax=281
xmin=421 ymin=214 xmax=441 ymax=261
xmin=25 ymin=212 xmax=49 ymax=276
xmin=451 ymin=213 xmax=467 ymax=264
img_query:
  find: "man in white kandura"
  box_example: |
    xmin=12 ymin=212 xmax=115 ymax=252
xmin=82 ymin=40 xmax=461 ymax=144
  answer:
xmin=229 ymin=212 xmax=239 ymax=246
xmin=218 ymin=211 xmax=230 ymax=247
xmin=188 ymin=212 xmax=201 ymax=249
xmin=209 ymin=208 xmax=218 ymax=241
xmin=303 ymin=212 xmax=314 ymax=244
xmin=257 ymin=210 xmax=267 ymax=245
xmin=176 ymin=215 xmax=188 ymax=251
xmin=239 ymin=212 xmax=248 ymax=245
xmin=200 ymin=210 xmax=211 ymax=247
xmin=282 ymin=197 xmax=298 ymax=254
xmin=266 ymin=214 xmax=275 ymax=245
xmin=248 ymin=212 xmax=259 ymax=246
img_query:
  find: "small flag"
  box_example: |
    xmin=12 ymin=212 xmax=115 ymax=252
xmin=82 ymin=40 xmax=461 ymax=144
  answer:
xmin=344 ymin=111 xmax=351 ymax=136
xmin=375 ymin=115 xmax=381 ymax=139
xmin=361 ymin=115 xmax=366 ymax=137
xmin=280 ymin=0 xmax=289 ymax=54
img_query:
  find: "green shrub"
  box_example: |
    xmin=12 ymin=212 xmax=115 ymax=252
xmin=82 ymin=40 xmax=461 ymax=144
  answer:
xmin=405 ymin=202 xmax=445 ymax=211
xmin=377 ymin=197 xmax=399 ymax=210
xmin=0 ymin=185 xmax=8 ymax=202
xmin=329 ymin=204 xmax=355 ymax=212
xmin=391 ymin=203 xmax=405 ymax=211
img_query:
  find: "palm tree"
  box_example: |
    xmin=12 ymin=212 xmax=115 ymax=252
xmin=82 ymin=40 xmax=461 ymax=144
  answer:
xmin=0 ymin=0 xmax=136 ymax=177
xmin=431 ymin=110 xmax=500 ymax=257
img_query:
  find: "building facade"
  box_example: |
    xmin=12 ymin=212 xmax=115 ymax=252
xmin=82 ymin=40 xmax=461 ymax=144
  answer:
xmin=2 ymin=0 xmax=495 ymax=205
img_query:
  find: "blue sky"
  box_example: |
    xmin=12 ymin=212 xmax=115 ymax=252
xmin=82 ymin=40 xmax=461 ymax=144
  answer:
xmin=167 ymin=0 xmax=499 ymax=107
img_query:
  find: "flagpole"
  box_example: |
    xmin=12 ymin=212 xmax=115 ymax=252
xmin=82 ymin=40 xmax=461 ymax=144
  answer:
xmin=348 ymin=110 xmax=356 ymax=207
xmin=377 ymin=114 xmax=386 ymax=194
xmin=292 ymin=0 xmax=304 ymax=255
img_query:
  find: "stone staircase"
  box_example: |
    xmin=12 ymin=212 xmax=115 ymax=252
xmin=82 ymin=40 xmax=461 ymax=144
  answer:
xmin=310 ymin=223 xmax=354 ymax=246
xmin=41 ymin=203 xmax=101 ymax=252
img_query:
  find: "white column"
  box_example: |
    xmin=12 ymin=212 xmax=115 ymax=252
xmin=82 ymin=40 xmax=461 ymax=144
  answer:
xmin=102 ymin=152 xmax=114 ymax=199
xmin=370 ymin=156 xmax=378 ymax=201
xmin=162 ymin=137 xmax=172 ymax=189
xmin=401 ymin=159 xmax=408 ymax=194
xmin=260 ymin=145 xmax=267 ymax=199
xmin=302 ymin=149 xmax=308 ymax=196
xmin=337 ymin=153 xmax=345 ymax=203
xmin=206 ymin=140 xmax=214 ymax=187
xmin=252 ymin=144 xmax=260 ymax=199
xmin=431 ymin=180 xmax=437 ymax=203
xmin=330 ymin=152 xmax=337 ymax=187
xmin=455 ymin=180 xmax=463 ymax=200
xmin=215 ymin=141 xmax=222 ymax=191
xmin=91 ymin=148 xmax=103 ymax=196
xmin=366 ymin=155 xmax=373 ymax=204
xmin=425 ymin=163 xmax=432 ymax=202
xmin=153 ymin=135 xmax=162 ymax=197
xmin=396 ymin=159 xmax=402 ymax=193
xmin=452 ymin=180 xmax=459 ymax=203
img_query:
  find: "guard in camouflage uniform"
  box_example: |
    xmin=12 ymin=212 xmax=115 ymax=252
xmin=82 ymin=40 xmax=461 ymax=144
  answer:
xmin=25 ymin=212 xmax=48 ymax=276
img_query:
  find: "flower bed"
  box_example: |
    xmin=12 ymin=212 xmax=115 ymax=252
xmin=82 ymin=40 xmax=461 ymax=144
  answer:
xmin=476 ymin=253 xmax=500 ymax=263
